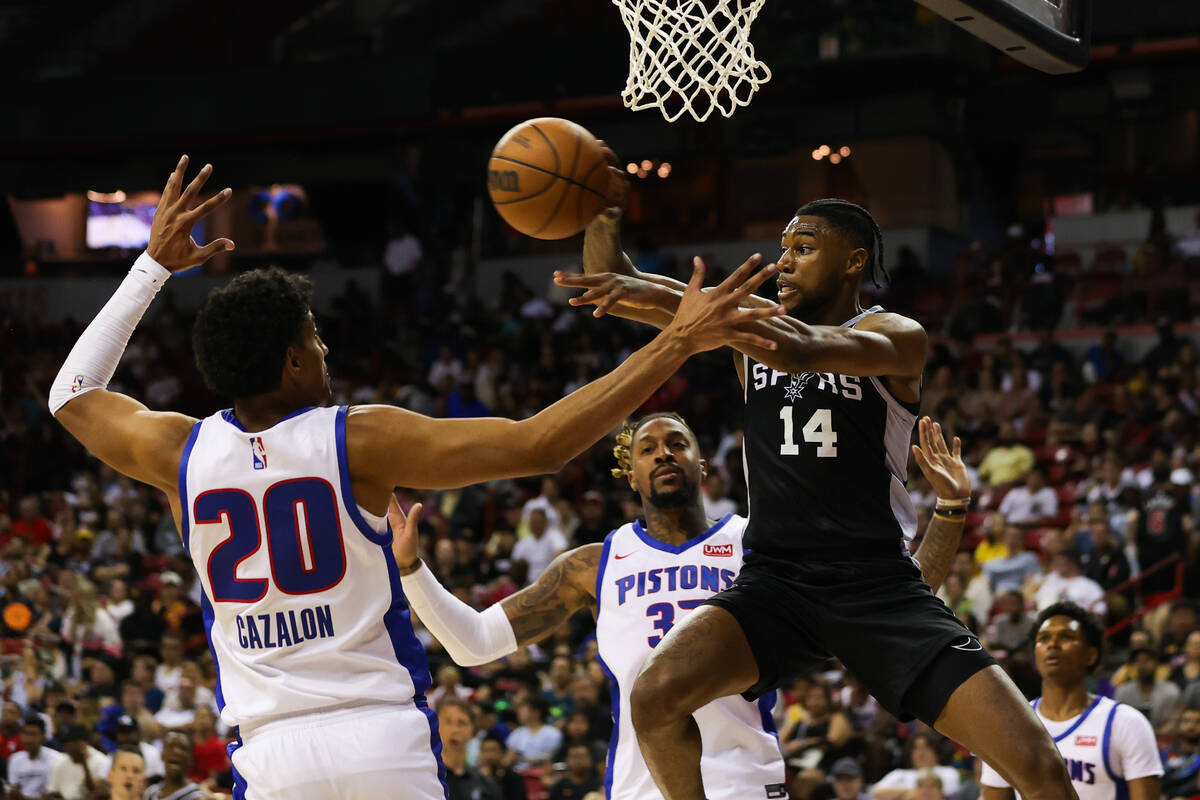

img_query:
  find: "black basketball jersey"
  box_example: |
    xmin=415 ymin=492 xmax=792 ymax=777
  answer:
xmin=741 ymin=306 xmax=920 ymax=560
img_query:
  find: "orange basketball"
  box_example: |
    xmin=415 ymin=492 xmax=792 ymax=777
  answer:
xmin=487 ymin=118 xmax=611 ymax=240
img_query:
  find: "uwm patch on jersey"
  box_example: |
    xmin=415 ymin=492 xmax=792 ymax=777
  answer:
xmin=704 ymin=543 xmax=733 ymax=557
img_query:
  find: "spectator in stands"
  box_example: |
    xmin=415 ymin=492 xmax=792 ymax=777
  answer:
xmin=553 ymin=711 xmax=607 ymax=766
xmin=154 ymin=636 xmax=184 ymax=695
xmin=913 ymin=768 xmax=945 ymax=800
xmin=1115 ymin=646 xmax=1181 ymax=729
xmin=973 ymin=513 xmax=1010 ymax=569
xmin=512 ymin=509 xmax=568 ymax=582
xmin=1162 ymin=604 xmax=1200 ymax=663
xmin=507 ymin=696 xmax=562 ymax=769
xmin=7 ymin=716 xmax=62 ymax=798
xmin=984 ymin=590 xmax=1035 ymax=654
xmin=1082 ymin=327 xmax=1125 ymax=384
xmin=1033 ymin=547 xmax=1106 ymax=616
xmin=997 ymin=469 xmax=1059 ymax=528
xmin=573 ymin=492 xmax=613 ymax=546
xmin=1112 ymin=631 xmax=1170 ymax=686
xmin=995 ymin=358 xmax=1039 ymax=423
xmin=548 ymin=743 xmax=600 ymax=800
xmin=780 ymin=679 xmax=855 ymax=794
xmin=188 ymin=706 xmax=227 ymax=788
xmin=977 ymin=423 xmax=1035 ymax=487
xmin=937 ymin=552 xmax=993 ymax=621
xmin=0 ymin=701 xmax=22 ymax=762
xmin=440 ymin=697 xmax=502 ymax=800
xmin=476 ymin=734 xmax=528 ymax=800
xmin=541 ymin=657 xmax=575 ymax=719
xmin=107 ymin=746 xmax=146 ymax=800
xmin=701 ymin=473 xmax=738 ymax=521
xmin=1086 ymin=455 xmax=1131 ymax=522
xmin=983 ymin=526 xmax=1042 ymax=594
xmin=428 ymin=664 xmax=474 ymax=708
xmin=828 ymin=757 xmax=876 ymax=800
xmin=1082 ymin=515 xmax=1131 ymax=603
xmin=46 ymin=724 xmax=109 ymax=800
xmin=1131 ymin=464 xmax=1191 ymax=597
xmin=1169 ymin=630 xmax=1200 ymax=689
xmin=10 ymin=495 xmax=54 ymax=548
xmin=1162 ymin=702 xmax=1200 ymax=798
xmin=143 ymin=729 xmax=205 ymax=800
xmin=872 ymin=731 xmax=960 ymax=800
xmin=112 ymin=715 xmax=163 ymax=784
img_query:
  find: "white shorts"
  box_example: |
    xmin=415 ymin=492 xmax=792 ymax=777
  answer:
xmin=230 ymin=702 xmax=446 ymax=800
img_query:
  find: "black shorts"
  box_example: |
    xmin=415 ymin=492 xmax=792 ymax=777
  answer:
xmin=704 ymin=549 xmax=996 ymax=724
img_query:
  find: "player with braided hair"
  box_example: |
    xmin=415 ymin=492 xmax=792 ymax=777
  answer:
xmin=389 ymin=413 xmax=971 ymax=800
xmin=553 ymin=167 xmax=1078 ymax=800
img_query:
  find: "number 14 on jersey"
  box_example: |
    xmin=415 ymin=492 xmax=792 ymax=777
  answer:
xmin=779 ymin=407 xmax=837 ymax=457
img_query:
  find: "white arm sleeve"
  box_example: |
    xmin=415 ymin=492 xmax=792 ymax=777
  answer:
xmin=400 ymin=562 xmax=517 ymax=666
xmin=48 ymin=251 xmax=171 ymax=415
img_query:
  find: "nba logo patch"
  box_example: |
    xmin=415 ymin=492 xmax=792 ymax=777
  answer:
xmin=250 ymin=437 xmax=268 ymax=470
xmin=704 ymin=544 xmax=733 ymax=557
xmin=71 ymin=375 xmax=84 ymax=394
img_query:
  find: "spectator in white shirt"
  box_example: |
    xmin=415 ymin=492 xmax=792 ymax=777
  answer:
xmin=46 ymin=724 xmax=110 ymax=800
xmin=426 ymin=664 xmax=474 ymax=709
xmin=998 ymin=469 xmax=1059 ymax=527
xmin=872 ymin=731 xmax=961 ymax=800
xmin=154 ymin=635 xmax=185 ymax=695
xmin=983 ymin=526 xmax=1043 ymax=594
xmin=512 ymin=508 xmax=568 ymax=581
xmin=6 ymin=717 xmax=63 ymax=798
xmin=506 ymin=696 xmax=563 ymax=769
xmin=428 ymin=345 xmax=465 ymax=393
xmin=701 ymin=473 xmax=738 ymax=521
xmin=1034 ymin=547 xmax=1106 ymax=617
xmin=1115 ymin=646 xmax=1182 ymax=729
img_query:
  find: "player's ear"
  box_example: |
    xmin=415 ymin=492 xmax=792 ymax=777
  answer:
xmin=845 ymin=247 xmax=868 ymax=278
xmin=698 ymin=458 xmax=709 ymax=479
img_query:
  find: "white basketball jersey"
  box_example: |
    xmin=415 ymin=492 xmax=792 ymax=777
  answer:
xmin=595 ymin=514 xmax=786 ymax=800
xmin=179 ymin=406 xmax=432 ymax=729
xmin=979 ymin=695 xmax=1164 ymax=800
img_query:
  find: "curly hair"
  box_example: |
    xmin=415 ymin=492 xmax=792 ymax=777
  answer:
xmin=1031 ymin=601 xmax=1106 ymax=673
xmin=192 ymin=268 xmax=314 ymax=399
xmin=611 ymin=412 xmax=691 ymax=478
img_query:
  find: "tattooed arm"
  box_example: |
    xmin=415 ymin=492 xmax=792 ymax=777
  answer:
xmin=501 ymin=544 xmax=603 ymax=645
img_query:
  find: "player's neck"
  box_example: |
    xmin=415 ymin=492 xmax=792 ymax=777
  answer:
xmin=1038 ymin=681 xmax=1092 ymax=721
xmin=233 ymin=393 xmax=313 ymax=432
xmin=797 ymin=291 xmax=864 ymax=327
xmin=641 ymin=502 xmax=709 ymax=546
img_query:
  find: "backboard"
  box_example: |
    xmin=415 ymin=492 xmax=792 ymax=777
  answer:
xmin=914 ymin=0 xmax=1091 ymax=73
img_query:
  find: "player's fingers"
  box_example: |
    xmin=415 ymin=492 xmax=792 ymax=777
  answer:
xmin=917 ymin=416 xmax=931 ymax=453
xmin=181 ymin=188 xmax=233 ymax=225
xmin=162 ymin=155 xmax=188 ymax=205
xmin=733 ymin=263 xmax=778 ymax=298
xmin=720 ymin=253 xmax=763 ymax=293
xmin=553 ymin=271 xmax=602 ymax=287
xmin=686 ymin=257 xmax=706 ymax=293
xmin=569 ymin=285 xmax=615 ymax=306
xmin=932 ymin=422 xmax=948 ymax=455
xmin=728 ymin=331 xmax=778 ymax=350
xmin=911 ymin=444 xmax=931 ymax=473
xmin=593 ymin=294 xmax=622 ymax=318
xmin=407 ymin=502 xmax=423 ymax=530
xmin=177 ymin=162 xmax=213 ymax=209
xmin=952 ymin=436 xmax=962 ymax=460
xmin=193 ymin=238 xmax=236 ymax=263
xmin=737 ymin=304 xmax=787 ymax=322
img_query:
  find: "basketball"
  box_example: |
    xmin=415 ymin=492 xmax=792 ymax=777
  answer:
xmin=487 ymin=117 xmax=611 ymax=240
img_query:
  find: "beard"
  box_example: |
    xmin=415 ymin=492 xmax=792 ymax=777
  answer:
xmin=648 ymin=478 xmax=697 ymax=508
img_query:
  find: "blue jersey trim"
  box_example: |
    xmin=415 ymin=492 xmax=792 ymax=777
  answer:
xmin=631 ymin=513 xmax=734 ymax=555
xmin=1038 ymin=695 xmax=1104 ymax=743
xmin=177 ymin=421 xmax=202 ymax=552
xmin=219 ymin=405 xmax=316 ymax=432
xmin=758 ymin=691 xmax=779 ymax=738
xmin=381 ymin=540 xmax=434 ymax=697
xmin=335 ymin=405 xmax=390 ymax=545
xmin=227 ymin=737 xmax=246 ymax=800
xmin=595 ymin=530 xmax=619 ymax=799
xmin=1101 ymin=701 xmax=1123 ymax=786
xmin=415 ymin=694 xmax=450 ymax=800
xmin=200 ymin=590 xmax=226 ymax=712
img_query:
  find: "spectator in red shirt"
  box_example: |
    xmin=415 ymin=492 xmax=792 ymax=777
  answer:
xmin=188 ymin=706 xmax=227 ymax=788
xmin=0 ymin=701 xmax=24 ymax=761
xmin=8 ymin=496 xmax=53 ymax=548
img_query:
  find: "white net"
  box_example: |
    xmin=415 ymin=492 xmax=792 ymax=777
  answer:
xmin=613 ymin=0 xmax=771 ymax=123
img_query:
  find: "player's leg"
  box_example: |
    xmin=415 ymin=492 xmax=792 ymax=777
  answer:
xmin=630 ymin=603 xmax=761 ymax=800
xmin=923 ymin=662 xmax=1077 ymax=800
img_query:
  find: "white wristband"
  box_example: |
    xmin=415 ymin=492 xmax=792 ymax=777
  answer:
xmin=400 ymin=563 xmax=517 ymax=667
xmin=48 ymin=252 xmax=170 ymax=415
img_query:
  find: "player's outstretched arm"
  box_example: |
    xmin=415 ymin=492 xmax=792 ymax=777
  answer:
xmin=349 ymin=258 xmax=783 ymax=495
xmin=49 ymin=156 xmax=235 ymax=492
xmin=387 ymin=496 xmax=600 ymax=665
xmin=980 ymin=787 xmax=1016 ymax=800
xmin=910 ymin=417 xmax=971 ymax=592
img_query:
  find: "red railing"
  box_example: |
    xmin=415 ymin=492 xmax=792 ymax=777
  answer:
xmin=1104 ymin=554 xmax=1185 ymax=637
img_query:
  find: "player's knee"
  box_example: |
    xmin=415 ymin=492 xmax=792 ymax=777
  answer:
xmin=630 ymin=660 xmax=690 ymax=731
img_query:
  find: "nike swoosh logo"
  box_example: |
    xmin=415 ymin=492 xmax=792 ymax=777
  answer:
xmin=951 ymin=636 xmax=982 ymax=652
xmin=614 ymin=552 xmax=635 ymax=560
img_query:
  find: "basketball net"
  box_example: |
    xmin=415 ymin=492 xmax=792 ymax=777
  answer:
xmin=613 ymin=0 xmax=771 ymax=123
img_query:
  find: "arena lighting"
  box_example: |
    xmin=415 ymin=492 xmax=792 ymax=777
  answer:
xmin=637 ymin=168 xmax=648 ymax=178
xmin=839 ymin=146 xmax=851 ymax=157
xmin=656 ymin=164 xmax=671 ymax=178
xmin=811 ymin=149 xmax=822 ymax=161
xmin=640 ymin=159 xmax=653 ymax=171
xmin=87 ymin=190 xmax=127 ymax=203
xmin=626 ymin=163 xmax=638 ymax=174
xmin=817 ymin=145 xmax=831 ymax=157
xmin=830 ymin=153 xmax=842 ymax=164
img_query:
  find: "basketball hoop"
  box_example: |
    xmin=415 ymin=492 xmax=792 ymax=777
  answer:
xmin=613 ymin=0 xmax=771 ymax=123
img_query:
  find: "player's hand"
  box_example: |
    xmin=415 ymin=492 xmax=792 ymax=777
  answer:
xmin=147 ymin=155 xmax=235 ymax=271
xmin=911 ymin=416 xmax=971 ymax=502
xmin=666 ymin=254 xmax=784 ymax=354
xmin=388 ymin=491 xmax=422 ymax=569
xmin=554 ymin=271 xmax=670 ymax=318
xmin=592 ymin=140 xmax=628 ymax=224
